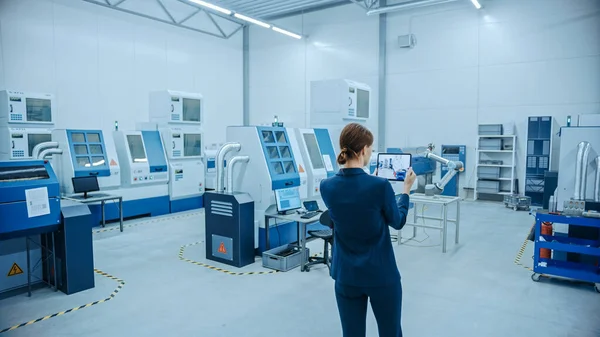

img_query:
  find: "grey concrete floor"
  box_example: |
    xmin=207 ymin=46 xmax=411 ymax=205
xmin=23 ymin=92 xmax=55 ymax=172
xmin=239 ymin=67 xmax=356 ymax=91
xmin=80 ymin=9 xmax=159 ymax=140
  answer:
xmin=1 ymin=200 xmax=599 ymax=337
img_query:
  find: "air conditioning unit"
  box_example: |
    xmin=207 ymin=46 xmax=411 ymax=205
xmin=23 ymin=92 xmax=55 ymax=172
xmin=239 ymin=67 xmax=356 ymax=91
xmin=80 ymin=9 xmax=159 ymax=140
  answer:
xmin=398 ymin=34 xmax=417 ymax=49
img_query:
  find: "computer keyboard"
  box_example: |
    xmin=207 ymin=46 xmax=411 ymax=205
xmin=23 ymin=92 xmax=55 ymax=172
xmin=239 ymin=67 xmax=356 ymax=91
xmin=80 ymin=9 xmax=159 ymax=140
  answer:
xmin=301 ymin=211 xmax=320 ymax=219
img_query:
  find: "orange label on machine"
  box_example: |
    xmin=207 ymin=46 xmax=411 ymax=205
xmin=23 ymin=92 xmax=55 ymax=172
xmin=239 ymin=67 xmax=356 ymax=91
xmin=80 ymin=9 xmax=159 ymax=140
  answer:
xmin=110 ymin=159 xmax=117 ymax=166
xmin=7 ymin=263 xmax=24 ymax=277
xmin=299 ymin=164 xmax=305 ymax=173
xmin=217 ymin=242 xmax=227 ymax=254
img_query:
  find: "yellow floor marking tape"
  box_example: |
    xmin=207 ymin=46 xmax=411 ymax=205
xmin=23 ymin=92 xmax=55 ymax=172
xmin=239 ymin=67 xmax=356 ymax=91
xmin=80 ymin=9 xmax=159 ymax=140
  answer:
xmin=0 ymin=269 xmax=125 ymax=334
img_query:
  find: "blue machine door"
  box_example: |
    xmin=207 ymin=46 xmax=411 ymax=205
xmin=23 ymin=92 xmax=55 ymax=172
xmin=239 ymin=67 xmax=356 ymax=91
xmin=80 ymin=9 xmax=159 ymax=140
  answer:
xmin=141 ymin=131 xmax=168 ymax=173
xmin=440 ymin=145 xmax=466 ymax=197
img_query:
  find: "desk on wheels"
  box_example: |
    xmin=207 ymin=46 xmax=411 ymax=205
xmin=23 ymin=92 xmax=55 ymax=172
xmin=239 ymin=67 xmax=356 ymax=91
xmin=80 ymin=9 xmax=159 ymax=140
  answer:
xmin=399 ymin=193 xmax=461 ymax=253
xmin=264 ymin=213 xmax=323 ymax=272
xmin=62 ymin=194 xmax=124 ymax=232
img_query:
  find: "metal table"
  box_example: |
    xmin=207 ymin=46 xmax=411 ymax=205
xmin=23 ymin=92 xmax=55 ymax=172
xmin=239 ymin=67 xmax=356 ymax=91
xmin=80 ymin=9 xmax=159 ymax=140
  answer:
xmin=62 ymin=193 xmax=124 ymax=232
xmin=399 ymin=193 xmax=461 ymax=253
xmin=264 ymin=212 xmax=323 ymax=272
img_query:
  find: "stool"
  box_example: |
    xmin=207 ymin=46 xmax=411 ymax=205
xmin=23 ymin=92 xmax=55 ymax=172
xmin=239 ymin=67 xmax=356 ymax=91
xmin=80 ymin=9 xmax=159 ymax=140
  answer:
xmin=304 ymin=211 xmax=334 ymax=272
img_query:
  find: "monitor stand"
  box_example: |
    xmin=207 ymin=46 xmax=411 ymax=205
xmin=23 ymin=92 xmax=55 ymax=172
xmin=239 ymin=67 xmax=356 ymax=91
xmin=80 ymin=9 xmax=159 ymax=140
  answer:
xmin=277 ymin=210 xmax=295 ymax=215
xmin=83 ymin=192 xmax=88 ymax=199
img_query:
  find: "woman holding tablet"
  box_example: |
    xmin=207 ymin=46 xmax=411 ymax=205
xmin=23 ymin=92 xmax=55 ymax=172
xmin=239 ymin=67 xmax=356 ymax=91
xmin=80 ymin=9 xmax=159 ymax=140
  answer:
xmin=320 ymin=123 xmax=416 ymax=337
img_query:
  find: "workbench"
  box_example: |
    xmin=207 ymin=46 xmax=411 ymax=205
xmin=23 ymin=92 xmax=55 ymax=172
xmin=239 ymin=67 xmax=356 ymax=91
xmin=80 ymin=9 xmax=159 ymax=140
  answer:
xmin=532 ymin=212 xmax=600 ymax=293
xmin=399 ymin=193 xmax=461 ymax=253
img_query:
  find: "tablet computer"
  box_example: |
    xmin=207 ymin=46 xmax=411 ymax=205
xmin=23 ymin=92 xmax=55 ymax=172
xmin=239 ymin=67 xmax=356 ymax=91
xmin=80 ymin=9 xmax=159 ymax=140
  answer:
xmin=376 ymin=153 xmax=412 ymax=181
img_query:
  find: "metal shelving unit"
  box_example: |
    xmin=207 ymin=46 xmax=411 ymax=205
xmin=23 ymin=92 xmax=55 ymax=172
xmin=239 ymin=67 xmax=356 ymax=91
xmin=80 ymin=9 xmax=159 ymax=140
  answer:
xmin=474 ymin=134 xmax=517 ymax=201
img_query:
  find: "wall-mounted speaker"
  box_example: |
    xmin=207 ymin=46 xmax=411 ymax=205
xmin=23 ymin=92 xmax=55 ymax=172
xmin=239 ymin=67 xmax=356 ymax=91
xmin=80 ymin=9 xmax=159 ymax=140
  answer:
xmin=398 ymin=34 xmax=417 ymax=48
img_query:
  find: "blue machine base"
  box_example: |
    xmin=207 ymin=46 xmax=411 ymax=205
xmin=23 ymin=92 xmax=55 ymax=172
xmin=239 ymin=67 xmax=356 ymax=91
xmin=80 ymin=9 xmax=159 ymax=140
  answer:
xmin=257 ymin=220 xmax=329 ymax=255
xmin=170 ymin=196 xmax=204 ymax=213
xmin=88 ymin=196 xmax=170 ymax=226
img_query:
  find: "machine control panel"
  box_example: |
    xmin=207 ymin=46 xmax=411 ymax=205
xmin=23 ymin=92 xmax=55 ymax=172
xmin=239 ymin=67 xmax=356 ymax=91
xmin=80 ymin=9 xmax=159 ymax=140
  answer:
xmin=0 ymin=91 xmax=54 ymax=125
xmin=2 ymin=128 xmax=53 ymax=160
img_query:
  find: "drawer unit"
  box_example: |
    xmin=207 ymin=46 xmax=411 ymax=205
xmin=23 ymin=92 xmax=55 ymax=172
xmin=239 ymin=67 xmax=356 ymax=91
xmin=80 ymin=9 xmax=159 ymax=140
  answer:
xmin=479 ymin=124 xmax=503 ymax=135
xmin=479 ymin=138 xmax=503 ymax=150
xmin=477 ymin=180 xmax=500 ymax=193
xmin=478 ymin=167 xmax=500 ymax=179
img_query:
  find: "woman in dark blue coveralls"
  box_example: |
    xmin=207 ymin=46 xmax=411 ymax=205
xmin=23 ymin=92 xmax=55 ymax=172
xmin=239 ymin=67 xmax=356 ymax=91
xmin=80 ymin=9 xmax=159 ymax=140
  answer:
xmin=320 ymin=123 xmax=416 ymax=337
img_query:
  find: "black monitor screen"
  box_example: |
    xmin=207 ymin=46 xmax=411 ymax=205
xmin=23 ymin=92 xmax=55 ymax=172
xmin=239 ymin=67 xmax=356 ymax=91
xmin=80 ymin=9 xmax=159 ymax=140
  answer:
xmin=72 ymin=176 xmax=100 ymax=194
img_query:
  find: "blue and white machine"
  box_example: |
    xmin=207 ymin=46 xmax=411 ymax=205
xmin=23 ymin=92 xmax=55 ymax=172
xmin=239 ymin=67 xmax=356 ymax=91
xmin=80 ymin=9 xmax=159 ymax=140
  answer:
xmin=0 ymin=160 xmax=61 ymax=294
xmin=0 ymin=91 xmax=55 ymax=161
xmin=285 ymin=129 xmax=308 ymax=200
xmin=148 ymin=90 xmax=205 ymax=212
xmin=293 ymin=128 xmax=338 ymax=199
xmin=310 ymin=79 xmax=372 ymax=154
xmin=204 ymin=143 xmax=223 ymax=191
xmin=440 ymin=145 xmax=466 ymax=197
xmin=111 ymin=130 xmax=170 ymax=217
xmin=226 ymin=126 xmax=303 ymax=252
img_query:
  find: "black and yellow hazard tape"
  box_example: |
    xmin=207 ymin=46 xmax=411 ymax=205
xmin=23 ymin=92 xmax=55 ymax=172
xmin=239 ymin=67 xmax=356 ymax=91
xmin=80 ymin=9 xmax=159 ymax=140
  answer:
xmin=514 ymin=225 xmax=534 ymax=272
xmin=0 ymin=269 xmax=125 ymax=334
xmin=93 ymin=211 xmax=202 ymax=234
xmin=179 ymin=241 xmax=323 ymax=276
xmin=178 ymin=241 xmax=280 ymax=275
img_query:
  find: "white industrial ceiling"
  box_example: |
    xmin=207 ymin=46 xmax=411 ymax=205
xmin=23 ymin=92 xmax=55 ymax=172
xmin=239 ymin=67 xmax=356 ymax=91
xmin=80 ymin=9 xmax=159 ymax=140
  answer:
xmin=82 ymin=0 xmax=379 ymax=38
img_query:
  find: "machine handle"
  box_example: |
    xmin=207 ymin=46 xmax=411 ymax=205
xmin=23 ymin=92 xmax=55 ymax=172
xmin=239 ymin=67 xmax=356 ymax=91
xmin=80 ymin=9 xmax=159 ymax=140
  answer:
xmin=11 ymin=141 xmax=15 ymax=149
xmin=89 ymin=172 xmax=99 ymax=176
xmin=172 ymin=141 xmax=175 ymax=149
xmin=9 ymin=104 xmax=13 ymax=113
xmin=170 ymin=104 xmax=174 ymax=112
xmin=285 ymin=181 xmax=293 ymax=186
xmin=155 ymin=168 xmax=164 ymax=172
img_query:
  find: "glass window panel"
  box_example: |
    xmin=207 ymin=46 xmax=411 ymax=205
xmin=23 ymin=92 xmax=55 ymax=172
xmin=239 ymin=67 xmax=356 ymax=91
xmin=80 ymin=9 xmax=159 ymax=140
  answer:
xmin=0 ymin=165 xmax=49 ymax=182
xmin=302 ymin=133 xmax=325 ymax=169
xmin=87 ymin=133 xmax=100 ymax=143
xmin=71 ymin=133 xmax=85 ymax=143
xmin=76 ymin=156 xmax=91 ymax=168
xmin=279 ymin=146 xmax=291 ymax=158
xmin=126 ymin=135 xmax=147 ymax=163
xmin=182 ymin=98 xmax=201 ymax=122
xmin=284 ymin=161 xmax=295 ymax=173
xmin=275 ymin=131 xmax=286 ymax=143
xmin=91 ymin=156 xmax=106 ymax=167
xmin=74 ymin=145 xmax=88 ymax=155
xmin=271 ymin=162 xmax=284 ymax=175
xmin=356 ymin=89 xmax=370 ymax=118
xmin=184 ymin=134 xmax=202 ymax=157
xmin=27 ymin=134 xmax=52 ymax=157
xmin=262 ymin=131 xmax=275 ymax=143
xmin=89 ymin=144 xmax=103 ymax=155
xmin=267 ymin=146 xmax=279 ymax=159
xmin=26 ymin=98 xmax=52 ymax=122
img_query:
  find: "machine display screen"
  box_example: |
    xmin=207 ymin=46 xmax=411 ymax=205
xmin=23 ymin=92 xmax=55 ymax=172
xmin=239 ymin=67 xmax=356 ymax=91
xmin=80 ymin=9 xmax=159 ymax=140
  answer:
xmin=302 ymin=133 xmax=324 ymax=169
xmin=126 ymin=135 xmax=147 ymax=163
xmin=356 ymin=89 xmax=369 ymax=119
xmin=0 ymin=165 xmax=49 ymax=182
xmin=184 ymin=134 xmax=201 ymax=157
xmin=28 ymin=134 xmax=52 ymax=157
xmin=376 ymin=153 xmax=412 ymax=181
xmin=182 ymin=98 xmax=201 ymax=122
xmin=274 ymin=187 xmax=302 ymax=212
xmin=26 ymin=98 xmax=52 ymax=122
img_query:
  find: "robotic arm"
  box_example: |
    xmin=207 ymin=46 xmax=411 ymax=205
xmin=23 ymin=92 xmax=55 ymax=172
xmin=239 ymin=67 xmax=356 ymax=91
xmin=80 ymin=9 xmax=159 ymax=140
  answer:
xmin=423 ymin=151 xmax=464 ymax=196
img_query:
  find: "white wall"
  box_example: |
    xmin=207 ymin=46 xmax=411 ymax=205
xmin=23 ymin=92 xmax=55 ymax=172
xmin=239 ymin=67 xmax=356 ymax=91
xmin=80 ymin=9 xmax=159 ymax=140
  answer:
xmin=249 ymin=5 xmax=381 ymax=148
xmin=0 ymin=0 xmax=243 ymax=144
xmin=250 ymin=0 xmax=600 ymax=194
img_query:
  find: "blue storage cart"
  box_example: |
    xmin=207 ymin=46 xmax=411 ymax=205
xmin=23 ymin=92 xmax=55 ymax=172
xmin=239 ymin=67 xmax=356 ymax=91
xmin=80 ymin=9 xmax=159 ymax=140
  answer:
xmin=532 ymin=212 xmax=600 ymax=293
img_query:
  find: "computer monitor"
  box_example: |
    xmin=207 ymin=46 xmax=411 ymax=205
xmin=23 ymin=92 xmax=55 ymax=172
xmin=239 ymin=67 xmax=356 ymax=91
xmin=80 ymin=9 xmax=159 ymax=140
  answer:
xmin=72 ymin=176 xmax=100 ymax=198
xmin=274 ymin=187 xmax=302 ymax=213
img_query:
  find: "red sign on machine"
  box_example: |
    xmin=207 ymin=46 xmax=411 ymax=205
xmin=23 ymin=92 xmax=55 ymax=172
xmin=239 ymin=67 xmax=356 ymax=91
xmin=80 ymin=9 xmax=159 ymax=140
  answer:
xmin=217 ymin=242 xmax=227 ymax=254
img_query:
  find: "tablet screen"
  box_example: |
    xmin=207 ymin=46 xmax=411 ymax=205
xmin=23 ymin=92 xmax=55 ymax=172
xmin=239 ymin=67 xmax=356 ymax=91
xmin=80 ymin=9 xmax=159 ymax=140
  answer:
xmin=376 ymin=153 xmax=412 ymax=181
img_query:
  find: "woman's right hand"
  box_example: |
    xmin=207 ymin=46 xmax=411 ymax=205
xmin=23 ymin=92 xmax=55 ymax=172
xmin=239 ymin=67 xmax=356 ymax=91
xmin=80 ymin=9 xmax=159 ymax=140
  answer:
xmin=404 ymin=167 xmax=417 ymax=188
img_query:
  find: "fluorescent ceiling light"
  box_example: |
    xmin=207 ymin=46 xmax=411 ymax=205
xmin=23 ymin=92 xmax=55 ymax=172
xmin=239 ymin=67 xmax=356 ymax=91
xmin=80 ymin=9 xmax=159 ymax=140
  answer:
xmin=188 ymin=0 xmax=231 ymax=15
xmin=470 ymin=0 xmax=482 ymax=9
xmin=234 ymin=13 xmax=270 ymax=28
xmin=272 ymin=26 xmax=302 ymax=39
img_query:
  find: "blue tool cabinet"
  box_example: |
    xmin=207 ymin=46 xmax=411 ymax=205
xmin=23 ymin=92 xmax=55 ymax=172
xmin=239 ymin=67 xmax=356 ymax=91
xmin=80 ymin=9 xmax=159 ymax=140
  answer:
xmin=532 ymin=212 xmax=600 ymax=293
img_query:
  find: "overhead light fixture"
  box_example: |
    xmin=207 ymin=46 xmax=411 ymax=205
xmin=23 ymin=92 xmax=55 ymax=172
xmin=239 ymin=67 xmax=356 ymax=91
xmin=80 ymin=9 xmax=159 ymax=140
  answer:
xmin=188 ymin=0 xmax=232 ymax=15
xmin=272 ymin=26 xmax=302 ymax=39
xmin=234 ymin=13 xmax=270 ymax=28
xmin=366 ymin=0 xmax=458 ymax=15
xmin=470 ymin=0 xmax=482 ymax=9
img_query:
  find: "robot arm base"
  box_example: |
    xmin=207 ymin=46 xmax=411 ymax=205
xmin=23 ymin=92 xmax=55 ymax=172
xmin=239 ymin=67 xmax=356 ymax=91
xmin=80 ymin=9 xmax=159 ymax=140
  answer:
xmin=425 ymin=184 xmax=443 ymax=196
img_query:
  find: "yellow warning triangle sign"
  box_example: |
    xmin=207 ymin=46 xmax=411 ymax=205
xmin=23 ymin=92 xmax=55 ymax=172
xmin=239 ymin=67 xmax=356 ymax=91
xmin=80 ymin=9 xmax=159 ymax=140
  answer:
xmin=299 ymin=164 xmax=305 ymax=173
xmin=217 ymin=242 xmax=227 ymax=254
xmin=110 ymin=159 xmax=117 ymax=166
xmin=7 ymin=263 xmax=24 ymax=277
